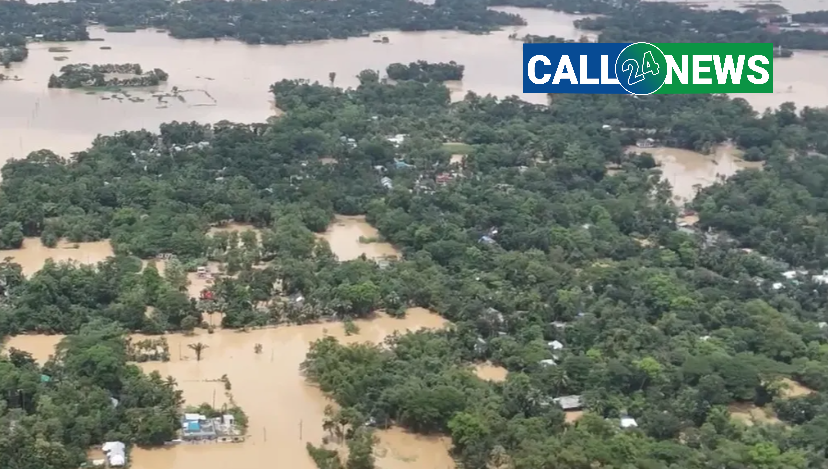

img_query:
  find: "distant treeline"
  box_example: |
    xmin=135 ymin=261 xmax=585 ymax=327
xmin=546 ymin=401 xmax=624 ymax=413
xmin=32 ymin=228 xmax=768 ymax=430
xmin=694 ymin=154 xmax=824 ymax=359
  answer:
xmin=490 ymin=0 xmax=828 ymax=51
xmin=386 ymin=61 xmax=465 ymax=82
xmin=792 ymin=11 xmax=828 ymax=25
xmin=0 ymin=0 xmax=524 ymax=49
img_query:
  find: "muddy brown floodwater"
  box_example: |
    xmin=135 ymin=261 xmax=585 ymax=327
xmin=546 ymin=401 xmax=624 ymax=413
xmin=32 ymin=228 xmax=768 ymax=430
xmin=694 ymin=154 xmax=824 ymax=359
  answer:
xmin=0 ymin=215 xmax=395 ymax=279
xmin=0 ymin=8 xmax=594 ymax=162
xmin=3 ymin=308 xmax=454 ymax=469
xmin=627 ymin=144 xmax=763 ymax=203
xmin=0 ymin=237 xmax=114 ymax=277
xmin=4 ymin=6 xmax=825 ymax=162
xmin=473 ymin=362 xmax=508 ymax=382
xmin=0 ymin=217 xmax=449 ymax=468
xmin=318 ymin=215 xmax=400 ymax=261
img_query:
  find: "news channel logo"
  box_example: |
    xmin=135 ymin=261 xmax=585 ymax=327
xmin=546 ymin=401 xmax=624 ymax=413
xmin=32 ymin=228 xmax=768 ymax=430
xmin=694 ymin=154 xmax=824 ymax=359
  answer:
xmin=523 ymin=42 xmax=773 ymax=95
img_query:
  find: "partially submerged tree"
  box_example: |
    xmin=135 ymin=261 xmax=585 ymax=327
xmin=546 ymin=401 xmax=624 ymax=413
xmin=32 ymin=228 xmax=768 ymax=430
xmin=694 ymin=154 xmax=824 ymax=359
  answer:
xmin=188 ymin=342 xmax=209 ymax=361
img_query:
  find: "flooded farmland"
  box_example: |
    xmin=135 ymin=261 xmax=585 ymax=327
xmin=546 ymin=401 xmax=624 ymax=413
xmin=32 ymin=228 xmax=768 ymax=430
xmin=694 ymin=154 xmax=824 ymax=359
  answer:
xmin=318 ymin=215 xmax=400 ymax=262
xmin=2 ymin=6 xmax=826 ymax=162
xmin=3 ymin=308 xmax=454 ymax=469
xmin=473 ymin=362 xmax=509 ymax=382
xmin=628 ymin=144 xmax=764 ymax=203
xmin=0 ymin=237 xmax=114 ymax=276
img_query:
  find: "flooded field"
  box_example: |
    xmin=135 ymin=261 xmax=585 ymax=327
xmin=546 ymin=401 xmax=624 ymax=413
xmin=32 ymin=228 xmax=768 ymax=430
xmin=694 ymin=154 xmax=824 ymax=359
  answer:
xmin=2 ymin=308 xmax=453 ymax=469
xmin=2 ymin=333 xmax=66 ymax=362
xmin=473 ymin=362 xmax=508 ymax=382
xmin=0 ymin=215 xmax=395 ymax=280
xmin=2 ymin=6 xmax=825 ymax=162
xmin=318 ymin=215 xmax=400 ymax=261
xmin=649 ymin=0 xmax=820 ymax=13
xmin=0 ymin=237 xmax=114 ymax=276
xmin=0 ymin=8 xmax=592 ymax=162
xmin=627 ymin=144 xmax=764 ymax=203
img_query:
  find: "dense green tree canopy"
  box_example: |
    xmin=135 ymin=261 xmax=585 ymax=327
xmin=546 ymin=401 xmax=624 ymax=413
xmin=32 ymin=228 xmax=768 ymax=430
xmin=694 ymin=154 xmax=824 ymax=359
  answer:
xmin=0 ymin=321 xmax=182 ymax=469
xmin=2 ymin=60 xmax=828 ymax=468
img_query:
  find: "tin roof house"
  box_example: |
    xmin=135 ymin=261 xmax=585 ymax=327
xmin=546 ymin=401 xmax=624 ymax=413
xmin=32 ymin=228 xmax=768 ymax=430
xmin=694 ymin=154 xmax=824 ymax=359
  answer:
xmin=552 ymin=395 xmax=583 ymax=411
xmin=102 ymin=441 xmax=126 ymax=467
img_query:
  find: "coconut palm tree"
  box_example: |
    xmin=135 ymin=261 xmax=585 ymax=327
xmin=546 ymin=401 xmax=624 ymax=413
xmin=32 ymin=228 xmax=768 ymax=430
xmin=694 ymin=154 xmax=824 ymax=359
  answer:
xmin=549 ymin=368 xmax=570 ymax=396
xmin=188 ymin=342 xmax=209 ymax=361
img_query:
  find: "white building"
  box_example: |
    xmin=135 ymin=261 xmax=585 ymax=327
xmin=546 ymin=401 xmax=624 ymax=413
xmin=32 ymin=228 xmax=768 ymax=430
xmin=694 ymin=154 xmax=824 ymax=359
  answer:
xmin=620 ymin=417 xmax=638 ymax=428
xmin=548 ymin=340 xmax=564 ymax=350
xmin=102 ymin=441 xmax=126 ymax=467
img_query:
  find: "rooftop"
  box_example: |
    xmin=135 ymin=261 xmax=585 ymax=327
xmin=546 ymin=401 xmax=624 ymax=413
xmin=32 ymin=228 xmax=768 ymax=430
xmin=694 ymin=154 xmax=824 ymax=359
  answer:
xmin=620 ymin=417 xmax=638 ymax=428
xmin=102 ymin=441 xmax=126 ymax=467
xmin=553 ymin=395 xmax=583 ymax=410
xmin=548 ymin=340 xmax=563 ymax=350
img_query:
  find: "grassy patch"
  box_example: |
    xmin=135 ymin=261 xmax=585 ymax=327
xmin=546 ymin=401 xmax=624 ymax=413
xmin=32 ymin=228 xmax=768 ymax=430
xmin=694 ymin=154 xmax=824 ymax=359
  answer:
xmin=442 ymin=142 xmax=473 ymax=154
xmin=105 ymin=26 xmax=138 ymax=33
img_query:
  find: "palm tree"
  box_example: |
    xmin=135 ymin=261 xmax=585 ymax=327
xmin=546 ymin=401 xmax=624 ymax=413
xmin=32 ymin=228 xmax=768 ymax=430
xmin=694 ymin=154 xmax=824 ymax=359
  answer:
xmin=328 ymin=71 xmax=336 ymax=86
xmin=550 ymin=368 xmax=570 ymax=396
xmin=188 ymin=342 xmax=209 ymax=361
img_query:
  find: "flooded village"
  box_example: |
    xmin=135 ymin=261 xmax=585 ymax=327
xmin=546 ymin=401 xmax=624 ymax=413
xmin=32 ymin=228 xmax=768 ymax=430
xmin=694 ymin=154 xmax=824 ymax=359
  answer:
xmin=1 ymin=0 xmax=826 ymax=468
xmin=3 ymin=218 xmax=457 ymax=469
xmin=2 ymin=4 xmax=828 ymax=162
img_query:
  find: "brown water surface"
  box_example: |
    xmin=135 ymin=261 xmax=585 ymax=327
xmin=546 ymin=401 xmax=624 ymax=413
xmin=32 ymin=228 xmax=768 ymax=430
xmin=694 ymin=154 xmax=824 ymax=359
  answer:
xmin=2 ymin=308 xmax=452 ymax=468
xmin=730 ymin=50 xmax=828 ymax=112
xmin=134 ymin=308 xmax=451 ymax=469
xmin=319 ymin=215 xmax=400 ymax=261
xmin=0 ymin=237 xmax=114 ymax=276
xmin=627 ymin=144 xmax=763 ymax=203
xmin=473 ymin=362 xmax=508 ymax=382
xmin=2 ymin=333 xmax=66 ymax=362
xmin=2 ymin=8 xmax=825 ymax=162
xmin=0 ymin=9 xmax=594 ymax=162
